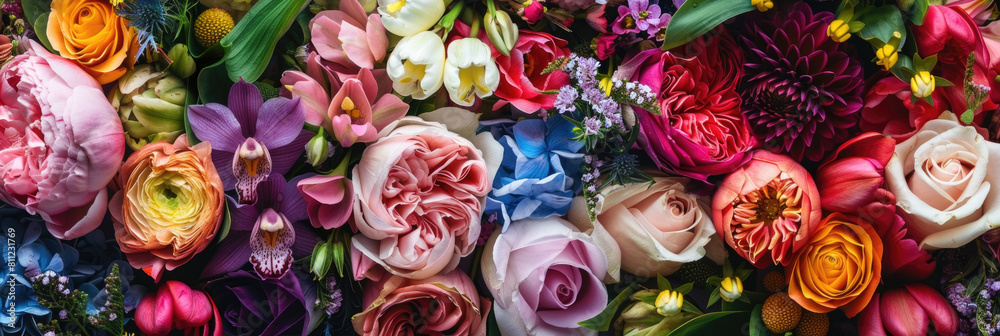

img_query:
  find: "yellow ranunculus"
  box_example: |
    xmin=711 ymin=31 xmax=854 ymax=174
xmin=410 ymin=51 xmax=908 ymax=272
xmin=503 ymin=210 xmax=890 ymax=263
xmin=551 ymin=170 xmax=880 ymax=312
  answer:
xmin=110 ymin=135 xmax=225 ymax=282
xmin=787 ymin=213 xmax=882 ymax=318
xmin=47 ymin=0 xmax=138 ymax=84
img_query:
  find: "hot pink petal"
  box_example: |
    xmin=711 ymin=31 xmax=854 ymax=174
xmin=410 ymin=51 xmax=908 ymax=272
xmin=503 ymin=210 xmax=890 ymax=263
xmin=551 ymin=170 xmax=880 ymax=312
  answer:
xmin=905 ymin=284 xmax=959 ymax=336
xmin=880 ymin=288 xmax=929 ymax=336
xmin=858 ymin=293 xmax=888 ymax=336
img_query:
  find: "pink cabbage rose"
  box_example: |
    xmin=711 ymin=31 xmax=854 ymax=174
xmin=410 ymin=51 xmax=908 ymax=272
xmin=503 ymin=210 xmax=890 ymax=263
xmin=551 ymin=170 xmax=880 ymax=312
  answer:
xmin=858 ymin=284 xmax=959 ymax=336
xmin=310 ymin=0 xmax=388 ymax=71
xmin=351 ymin=108 xmax=501 ymax=280
xmin=352 ymin=270 xmax=490 ymax=336
xmin=0 ymin=40 xmax=125 ymax=239
xmin=482 ymin=217 xmax=618 ymax=336
xmin=712 ymin=150 xmax=822 ymax=268
xmin=493 ymin=30 xmax=571 ymax=114
xmin=568 ymin=177 xmax=725 ymax=277
xmin=885 ymin=112 xmax=1000 ymax=249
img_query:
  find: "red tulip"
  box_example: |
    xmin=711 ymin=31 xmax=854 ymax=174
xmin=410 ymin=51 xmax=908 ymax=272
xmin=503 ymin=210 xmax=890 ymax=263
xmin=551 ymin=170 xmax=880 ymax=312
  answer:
xmin=859 ymin=284 xmax=958 ymax=336
xmin=136 ymin=281 xmax=222 ymax=336
xmin=858 ymin=189 xmax=936 ymax=282
xmin=817 ymin=133 xmax=896 ymax=213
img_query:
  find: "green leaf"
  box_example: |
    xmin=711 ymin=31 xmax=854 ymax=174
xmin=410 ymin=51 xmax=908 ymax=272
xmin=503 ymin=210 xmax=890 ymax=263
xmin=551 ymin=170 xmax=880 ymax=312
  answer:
xmin=221 ymin=0 xmax=310 ymax=83
xmin=935 ymin=77 xmax=955 ymax=87
xmin=967 ymin=273 xmax=985 ymax=296
xmin=579 ymin=283 xmax=637 ymax=331
xmin=660 ymin=0 xmax=754 ymax=51
xmin=33 ymin=13 xmax=54 ymax=52
xmin=890 ymin=54 xmax=915 ymax=81
xmin=658 ymin=274 xmax=671 ymax=291
xmin=681 ymin=300 xmax=703 ymax=315
xmin=214 ymin=202 xmax=232 ymax=243
xmin=857 ymin=5 xmax=907 ymax=48
xmin=634 ymin=289 xmax=659 ymax=306
xmin=723 ymin=259 xmax=733 ymax=277
xmin=667 ymin=311 xmax=750 ymax=336
xmin=910 ymin=0 xmax=930 ymax=25
xmin=706 ymin=289 xmax=721 ymax=308
xmin=674 ymin=283 xmax=694 ymax=296
xmin=196 ymin=59 xmax=234 ymax=104
xmin=21 ymin=0 xmax=51 ymax=27
xmin=749 ymin=304 xmax=777 ymax=336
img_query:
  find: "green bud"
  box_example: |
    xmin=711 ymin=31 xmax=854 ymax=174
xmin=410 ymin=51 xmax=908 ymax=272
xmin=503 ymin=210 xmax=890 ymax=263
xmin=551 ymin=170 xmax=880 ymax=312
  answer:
xmin=485 ymin=10 xmax=518 ymax=57
xmin=167 ymin=44 xmax=196 ymax=79
xmin=311 ymin=241 xmax=333 ymax=279
xmin=306 ymin=129 xmax=331 ymax=168
xmin=331 ymin=240 xmax=347 ymax=277
xmin=111 ymin=64 xmax=189 ymax=150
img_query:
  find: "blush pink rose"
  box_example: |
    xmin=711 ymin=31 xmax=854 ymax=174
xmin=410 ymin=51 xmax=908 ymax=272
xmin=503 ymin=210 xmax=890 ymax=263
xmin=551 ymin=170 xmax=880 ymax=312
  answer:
xmin=482 ymin=217 xmax=616 ymax=336
xmin=0 ymin=40 xmax=125 ymax=239
xmin=351 ymin=108 xmax=501 ymax=280
xmin=493 ymin=30 xmax=571 ymax=114
xmin=353 ymin=270 xmax=490 ymax=336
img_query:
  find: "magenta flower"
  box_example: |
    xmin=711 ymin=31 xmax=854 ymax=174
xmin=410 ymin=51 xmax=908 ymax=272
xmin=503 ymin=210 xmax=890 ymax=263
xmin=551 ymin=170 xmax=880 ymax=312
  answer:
xmin=188 ymin=80 xmax=313 ymax=204
xmin=612 ymin=0 xmax=669 ymax=36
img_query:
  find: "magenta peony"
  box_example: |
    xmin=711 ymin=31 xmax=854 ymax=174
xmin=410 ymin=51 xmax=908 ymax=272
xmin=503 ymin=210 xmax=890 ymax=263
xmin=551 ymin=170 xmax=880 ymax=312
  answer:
xmin=0 ymin=40 xmax=125 ymax=239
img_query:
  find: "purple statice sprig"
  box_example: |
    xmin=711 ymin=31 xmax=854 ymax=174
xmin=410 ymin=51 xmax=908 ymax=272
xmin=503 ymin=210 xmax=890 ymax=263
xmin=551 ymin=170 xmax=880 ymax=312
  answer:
xmin=32 ymin=264 xmax=126 ymax=336
xmin=315 ymin=276 xmax=344 ymax=316
xmin=546 ymin=54 xmax=658 ymax=220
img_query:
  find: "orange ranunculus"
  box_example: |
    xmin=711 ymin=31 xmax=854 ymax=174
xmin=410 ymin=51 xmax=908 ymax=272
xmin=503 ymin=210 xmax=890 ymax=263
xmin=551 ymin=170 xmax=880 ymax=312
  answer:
xmin=47 ymin=0 xmax=138 ymax=84
xmin=787 ymin=213 xmax=883 ymax=318
xmin=110 ymin=135 xmax=225 ymax=282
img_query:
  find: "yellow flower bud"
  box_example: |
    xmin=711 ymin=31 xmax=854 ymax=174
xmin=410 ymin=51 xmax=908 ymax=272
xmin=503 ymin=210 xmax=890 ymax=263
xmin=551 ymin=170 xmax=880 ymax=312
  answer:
xmin=875 ymin=44 xmax=898 ymax=71
xmin=751 ymin=0 xmax=774 ymax=12
xmin=911 ymin=71 xmax=935 ymax=98
xmin=720 ymin=277 xmax=744 ymax=302
xmin=655 ymin=290 xmax=683 ymax=316
xmin=827 ymin=20 xmax=851 ymax=43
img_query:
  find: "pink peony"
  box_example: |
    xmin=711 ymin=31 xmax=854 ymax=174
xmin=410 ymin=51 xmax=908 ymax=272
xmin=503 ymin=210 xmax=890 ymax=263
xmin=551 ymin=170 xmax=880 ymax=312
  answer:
xmin=0 ymin=40 xmax=125 ymax=239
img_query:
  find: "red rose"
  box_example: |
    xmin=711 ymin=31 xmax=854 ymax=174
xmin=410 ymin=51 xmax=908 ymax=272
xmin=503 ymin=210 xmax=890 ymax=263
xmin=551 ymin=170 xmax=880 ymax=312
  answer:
xmin=493 ymin=30 xmax=571 ymax=114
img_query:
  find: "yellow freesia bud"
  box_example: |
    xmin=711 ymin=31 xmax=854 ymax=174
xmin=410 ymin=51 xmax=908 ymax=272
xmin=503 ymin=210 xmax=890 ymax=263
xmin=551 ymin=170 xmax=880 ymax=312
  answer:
xmin=751 ymin=0 xmax=774 ymax=12
xmin=911 ymin=71 xmax=935 ymax=98
xmin=875 ymin=44 xmax=898 ymax=71
xmin=720 ymin=277 xmax=744 ymax=302
xmin=655 ymin=290 xmax=683 ymax=316
xmin=827 ymin=20 xmax=851 ymax=43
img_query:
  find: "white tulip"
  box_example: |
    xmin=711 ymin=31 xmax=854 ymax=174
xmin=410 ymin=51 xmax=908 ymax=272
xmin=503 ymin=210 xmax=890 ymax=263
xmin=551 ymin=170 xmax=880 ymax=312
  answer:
xmin=377 ymin=0 xmax=446 ymax=37
xmin=443 ymin=38 xmax=500 ymax=106
xmin=387 ymin=31 xmax=445 ymax=99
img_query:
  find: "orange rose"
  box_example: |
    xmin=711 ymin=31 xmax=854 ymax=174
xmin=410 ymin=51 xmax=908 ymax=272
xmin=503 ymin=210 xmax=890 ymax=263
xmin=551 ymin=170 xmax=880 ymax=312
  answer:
xmin=110 ymin=135 xmax=225 ymax=282
xmin=47 ymin=0 xmax=138 ymax=84
xmin=787 ymin=213 xmax=882 ymax=318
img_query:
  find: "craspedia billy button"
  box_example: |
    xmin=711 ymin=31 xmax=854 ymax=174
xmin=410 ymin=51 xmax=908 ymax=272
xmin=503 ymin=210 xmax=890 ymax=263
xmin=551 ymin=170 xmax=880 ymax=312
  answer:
xmin=194 ymin=8 xmax=234 ymax=48
xmin=795 ymin=311 xmax=830 ymax=336
xmin=762 ymin=292 xmax=802 ymax=333
xmin=763 ymin=270 xmax=786 ymax=292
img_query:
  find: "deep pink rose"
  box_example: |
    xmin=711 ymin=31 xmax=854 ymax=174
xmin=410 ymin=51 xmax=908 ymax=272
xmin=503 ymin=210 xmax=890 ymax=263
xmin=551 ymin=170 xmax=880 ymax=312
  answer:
xmin=0 ymin=41 xmax=124 ymax=239
xmin=353 ymin=270 xmax=490 ymax=336
xmin=351 ymin=111 xmax=500 ymax=280
xmin=493 ymin=30 xmax=572 ymax=114
xmin=618 ymin=31 xmax=755 ymax=181
xmin=297 ymin=173 xmax=353 ymax=230
xmin=482 ymin=217 xmax=612 ymax=336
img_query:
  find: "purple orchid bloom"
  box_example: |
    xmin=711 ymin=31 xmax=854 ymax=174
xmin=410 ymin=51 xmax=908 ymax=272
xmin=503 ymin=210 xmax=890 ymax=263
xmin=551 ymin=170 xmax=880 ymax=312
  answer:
xmin=188 ymin=79 xmax=313 ymax=204
xmin=201 ymin=174 xmax=320 ymax=280
xmin=612 ymin=0 xmax=670 ymax=36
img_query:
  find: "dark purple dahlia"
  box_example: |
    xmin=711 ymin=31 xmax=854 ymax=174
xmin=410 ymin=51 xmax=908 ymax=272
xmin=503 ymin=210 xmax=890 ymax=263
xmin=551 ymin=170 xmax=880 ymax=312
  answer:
xmin=738 ymin=2 xmax=864 ymax=161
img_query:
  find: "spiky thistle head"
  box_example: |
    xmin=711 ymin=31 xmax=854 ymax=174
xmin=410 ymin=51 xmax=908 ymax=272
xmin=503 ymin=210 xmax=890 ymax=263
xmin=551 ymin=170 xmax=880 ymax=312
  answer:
xmin=115 ymin=0 xmax=171 ymax=56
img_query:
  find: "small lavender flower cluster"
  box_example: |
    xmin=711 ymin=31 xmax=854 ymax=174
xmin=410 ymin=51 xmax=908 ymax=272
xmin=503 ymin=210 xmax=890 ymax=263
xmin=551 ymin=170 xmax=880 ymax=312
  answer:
xmin=977 ymin=278 xmax=1000 ymax=335
xmin=316 ymin=276 xmax=344 ymax=316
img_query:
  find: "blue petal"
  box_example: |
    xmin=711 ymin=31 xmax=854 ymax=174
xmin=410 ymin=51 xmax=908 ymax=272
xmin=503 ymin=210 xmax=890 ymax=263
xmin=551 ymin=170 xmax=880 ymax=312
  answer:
xmin=513 ymin=119 xmax=548 ymax=158
xmin=546 ymin=116 xmax=585 ymax=153
xmin=17 ymin=243 xmax=50 ymax=272
xmin=515 ymin=154 xmax=551 ymax=180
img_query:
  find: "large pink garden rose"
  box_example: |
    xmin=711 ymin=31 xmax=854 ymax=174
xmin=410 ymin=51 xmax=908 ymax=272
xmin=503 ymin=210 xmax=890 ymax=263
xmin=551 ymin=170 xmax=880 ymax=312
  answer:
xmin=353 ymin=270 xmax=490 ymax=336
xmin=0 ymin=41 xmax=125 ymax=239
xmin=351 ymin=108 xmax=501 ymax=280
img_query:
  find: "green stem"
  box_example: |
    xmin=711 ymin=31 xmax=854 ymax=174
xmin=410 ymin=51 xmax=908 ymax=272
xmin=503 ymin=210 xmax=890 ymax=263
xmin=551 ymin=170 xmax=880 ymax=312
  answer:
xmin=470 ymin=15 xmax=481 ymax=38
xmin=487 ymin=0 xmax=497 ymax=15
xmin=469 ymin=246 xmax=485 ymax=279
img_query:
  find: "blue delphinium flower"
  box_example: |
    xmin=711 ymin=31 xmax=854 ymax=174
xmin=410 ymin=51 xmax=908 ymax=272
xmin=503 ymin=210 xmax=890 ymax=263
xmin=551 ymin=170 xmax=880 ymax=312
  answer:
xmin=482 ymin=116 xmax=585 ymax=229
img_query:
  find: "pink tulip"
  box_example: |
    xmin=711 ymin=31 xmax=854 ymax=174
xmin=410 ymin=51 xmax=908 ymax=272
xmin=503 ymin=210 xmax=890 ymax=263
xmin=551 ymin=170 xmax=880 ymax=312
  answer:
xmin=0 ymin=40 xmax=124 ymax=240
xmin=817 ymin=132 xmax=895 ymax=213
xmin=858 ymin=284 xmax=958 ymax=336
xmin=136 ymin=281 xmax=221 ymax=336
xmin=297 ymin=173 xmax=354 ymax=229
xmin=857 ymin=188 xmax=936 ymax=282
xmin=310 ymin=0 xmax=388 ymax=71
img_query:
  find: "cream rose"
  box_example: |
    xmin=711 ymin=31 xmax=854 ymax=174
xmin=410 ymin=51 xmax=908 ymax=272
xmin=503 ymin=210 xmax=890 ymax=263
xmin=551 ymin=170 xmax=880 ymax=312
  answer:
xmin=569 ymin=177 xmax=724 ymax=277
xmin=885 ymin=112 xmax=1000 ymax=249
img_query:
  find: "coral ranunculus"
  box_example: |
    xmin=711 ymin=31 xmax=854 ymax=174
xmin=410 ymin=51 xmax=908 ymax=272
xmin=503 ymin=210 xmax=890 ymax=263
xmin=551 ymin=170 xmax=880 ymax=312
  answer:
xmin=787 ymin=213 xmax=883 ymax=318
xmin=47 ymin=0 xmax=139 ymax=84
xmin=0 ymin=41 xmax=125 ymax=240
xmin=712 ymin=150 xmax=822 ymax=268
xmin=110 ymin=135 xmax=226 ymax=282
xmin=618 ymin=31 xmax=756 ymax=181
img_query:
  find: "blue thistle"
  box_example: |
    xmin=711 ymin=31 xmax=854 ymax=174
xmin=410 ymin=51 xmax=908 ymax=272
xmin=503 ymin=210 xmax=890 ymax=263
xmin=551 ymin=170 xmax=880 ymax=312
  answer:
xmin=115 ymin=0 xmax=171 ymax=56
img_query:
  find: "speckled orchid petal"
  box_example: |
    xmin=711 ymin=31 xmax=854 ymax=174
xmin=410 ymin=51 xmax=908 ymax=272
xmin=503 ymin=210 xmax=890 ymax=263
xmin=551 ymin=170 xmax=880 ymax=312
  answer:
xmin=232 ymin=138 xmax=272 ymax=204
xmin=249 ymin=208 xmax=295 ymax=280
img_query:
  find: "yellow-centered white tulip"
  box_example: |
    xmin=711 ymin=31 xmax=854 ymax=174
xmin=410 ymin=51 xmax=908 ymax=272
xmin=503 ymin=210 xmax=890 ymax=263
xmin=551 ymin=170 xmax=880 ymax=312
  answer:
xmin=387 ymin=31 xmax=446 ymax=99
xmin=443 ymin=38 xmax=500 ymax=106
xmin=377 ymin=0 xmax=445 ymax=37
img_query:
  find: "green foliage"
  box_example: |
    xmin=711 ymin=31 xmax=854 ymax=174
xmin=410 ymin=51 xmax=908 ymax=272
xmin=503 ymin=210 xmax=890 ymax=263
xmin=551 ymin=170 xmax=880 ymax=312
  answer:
xmin=221 ymin=0 xmax=309 ymax=83
xmin=666 ymin=311 xmax=751 ymax=336
xmin=856 ymin=5 xmax=907 ymax=48
xmin=579 ymin=282 xmax=637 ymax=331
xmin=661 ymin=0 xmax=754 ymax=51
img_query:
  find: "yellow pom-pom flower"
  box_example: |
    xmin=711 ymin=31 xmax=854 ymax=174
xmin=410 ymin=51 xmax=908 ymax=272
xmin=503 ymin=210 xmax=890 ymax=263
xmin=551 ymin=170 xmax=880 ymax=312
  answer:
xmin=911 ymin=71 xmax=935 ymax=98
xmin=194 ymin=8 xmax=235 ymax=48
xmin=751 ymin=0 xmax=774 ymax=12
xmin=827 ymin=19 xmax=851 ymax=43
